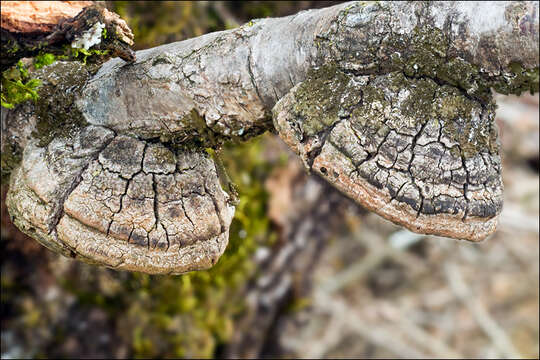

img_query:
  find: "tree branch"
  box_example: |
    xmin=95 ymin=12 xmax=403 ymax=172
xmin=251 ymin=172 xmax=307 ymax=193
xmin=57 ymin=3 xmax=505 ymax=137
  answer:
xmin=2 ymin=1 xmax=538 ymax=274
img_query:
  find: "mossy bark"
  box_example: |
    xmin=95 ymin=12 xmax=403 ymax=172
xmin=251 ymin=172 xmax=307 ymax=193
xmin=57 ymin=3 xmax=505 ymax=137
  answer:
xmin=3 ymin=1 xmax=538 ymax=177
xmin=1 ymin=1 xmax=539 ymax=273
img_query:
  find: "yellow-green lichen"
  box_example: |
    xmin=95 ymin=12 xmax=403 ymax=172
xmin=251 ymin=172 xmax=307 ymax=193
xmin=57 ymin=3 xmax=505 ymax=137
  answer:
xmin=291 ymin=65 xmax=353 ymax=136
xmin=437 ymin=86 xmax=499 ymax=158
xmin=493 ymin=62 xmax=539 ymax=95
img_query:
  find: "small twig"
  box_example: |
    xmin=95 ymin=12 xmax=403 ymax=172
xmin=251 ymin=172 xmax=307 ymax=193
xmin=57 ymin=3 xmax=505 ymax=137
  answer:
xmin=444 ymin=262 xmax=522 ymax=359
xmin=211 ymin=2 xmax=241 ymax=28
xmin=315 ymin=291 xmax=430 ymax=358
xmin=394 ymin=317 xmax=464 ymax=358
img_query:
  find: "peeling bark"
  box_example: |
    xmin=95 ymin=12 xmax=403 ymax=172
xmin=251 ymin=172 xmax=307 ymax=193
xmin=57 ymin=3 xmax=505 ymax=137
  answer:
xmin=2 ymin=1 xmax=539 ymax=274
xmin=1 ymin=2 xmax=135 ymax=70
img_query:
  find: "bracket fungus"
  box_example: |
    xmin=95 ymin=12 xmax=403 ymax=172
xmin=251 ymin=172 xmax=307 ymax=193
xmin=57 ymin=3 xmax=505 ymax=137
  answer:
xmin=6 ymin=127 xmax=235 ymax=274
xmin=2 ymin=1 xmax=539 ymax=274
xmin=273 ymin=68 xmax=502 ymax=241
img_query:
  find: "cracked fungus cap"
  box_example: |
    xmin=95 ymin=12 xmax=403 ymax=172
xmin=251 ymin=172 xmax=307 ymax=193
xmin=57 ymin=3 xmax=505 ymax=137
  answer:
xmin=273 ymin=68 xmax=503 ymax=242
xmin=6 ymin=127 xmax=235 ymax=274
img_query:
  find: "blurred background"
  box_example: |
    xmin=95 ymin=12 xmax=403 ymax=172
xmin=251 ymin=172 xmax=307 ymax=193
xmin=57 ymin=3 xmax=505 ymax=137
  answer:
xmin=1 ymin=2 xmax=538 ymax=358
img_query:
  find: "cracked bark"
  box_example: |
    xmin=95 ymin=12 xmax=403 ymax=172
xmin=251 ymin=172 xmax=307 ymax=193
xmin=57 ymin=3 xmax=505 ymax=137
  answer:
xmin=2 ymin=1 xmax=539 ymax=274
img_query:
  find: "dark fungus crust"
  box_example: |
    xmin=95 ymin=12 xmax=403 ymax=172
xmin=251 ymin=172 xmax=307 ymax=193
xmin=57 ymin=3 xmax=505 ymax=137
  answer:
xmin=273 ymin=66 xmax=503 ymax=241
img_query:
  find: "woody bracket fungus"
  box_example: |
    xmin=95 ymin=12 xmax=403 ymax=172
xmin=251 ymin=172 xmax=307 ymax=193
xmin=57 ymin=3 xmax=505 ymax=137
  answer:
xmin=2 ymin=1 xmax=539 ymax=274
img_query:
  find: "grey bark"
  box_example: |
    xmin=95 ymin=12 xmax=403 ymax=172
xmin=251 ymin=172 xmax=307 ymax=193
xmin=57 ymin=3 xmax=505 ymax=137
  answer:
xmin=1 ymin=1 xmax=539 ymax=274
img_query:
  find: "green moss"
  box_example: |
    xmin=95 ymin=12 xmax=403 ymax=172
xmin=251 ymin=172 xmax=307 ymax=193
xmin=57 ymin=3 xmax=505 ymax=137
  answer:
xmin=5 ymin=39 xmax=20 ymax=54
xmin=1 ymin=41 xmax=111 ymax=110
xmin=70 ymin=47 xmax=111 ymax=65
xmin=350 ymin=81 xmax=386 ymax=129
xmin=363 ymin=22 xmax=539 ymax=101
xmin=438 ymin=95 xmax=468 ymax=119
xmin=385 ymin=26 xmax=489 ymax=100
xmin=298 ymin=65 xmax=494 ymax=160
xmin=388 ymin=71 xmax=495 ymax=159
xmin=33 ymin=53 xmax=56 ymax=70
xmin=402 ymin=26 xmax=448 ymax=78
xmin=435 ymin=84 xmax=498 ymax=158
xmin=32 ymin=62 xmax=94 ymax=146
xmin=391 ymin=72 xmax=439 ymax=122
xmin=1 ymin=141 xmax=22 ymax=184
xmin=1 ymin=61 xmax=41 ymax=109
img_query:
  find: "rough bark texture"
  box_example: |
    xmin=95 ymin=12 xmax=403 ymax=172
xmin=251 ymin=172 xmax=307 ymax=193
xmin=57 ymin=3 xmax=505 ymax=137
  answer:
xmin=2 ymin=1 xmax=539 ymax=274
